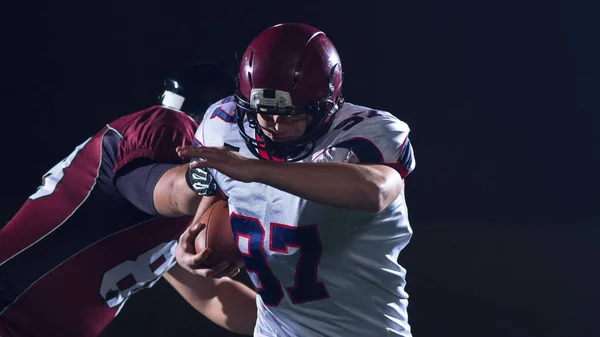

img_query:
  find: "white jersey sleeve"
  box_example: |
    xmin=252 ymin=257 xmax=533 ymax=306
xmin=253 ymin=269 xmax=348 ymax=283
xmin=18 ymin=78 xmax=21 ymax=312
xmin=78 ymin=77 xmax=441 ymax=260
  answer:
xmin=322 ymin=105 xmax=416 ymax=178
xmin=193 ymin=95 xmax=250 ymax=198
xmin=193 ymin=95 xmax=237 ymax=147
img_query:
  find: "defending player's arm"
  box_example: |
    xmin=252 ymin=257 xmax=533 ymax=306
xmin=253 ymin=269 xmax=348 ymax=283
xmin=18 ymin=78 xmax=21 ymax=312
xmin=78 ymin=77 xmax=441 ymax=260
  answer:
xmin=151 ymin=163 xmax=218 ymax=217
xmin=162 ymin=265 xmax=256 ymax=335
xmin=115 ymin=162 xmax=198 ymax=217
xmin=114 ymin=112 xmax=254 ymax=333
xmin=113 ymin=109 xmax=219 ymax=217
xmin=116 ymin=161 xmax=218 ymax=217
xmin=116 ymin=162 xmax=253 ymax=334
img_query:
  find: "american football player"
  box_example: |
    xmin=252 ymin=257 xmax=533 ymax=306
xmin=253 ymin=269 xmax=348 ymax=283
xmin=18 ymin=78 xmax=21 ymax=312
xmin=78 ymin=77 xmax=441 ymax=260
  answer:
xmin=0 ymin=62 xmax=256 ymax=337
xmin=176 ymin=24 xmax=416 ymax=336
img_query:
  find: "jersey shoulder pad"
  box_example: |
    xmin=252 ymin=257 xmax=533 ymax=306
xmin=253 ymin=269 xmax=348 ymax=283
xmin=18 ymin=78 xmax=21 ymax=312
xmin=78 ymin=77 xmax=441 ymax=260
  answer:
xmin=196 ymin=97 xmax=240 ymax=147
xmin=321 ymin=103 xmax=415 ymax=177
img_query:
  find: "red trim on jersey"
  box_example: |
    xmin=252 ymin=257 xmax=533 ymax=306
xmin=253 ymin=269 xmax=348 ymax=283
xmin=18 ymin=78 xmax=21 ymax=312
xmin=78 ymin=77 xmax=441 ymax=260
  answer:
xmin=210 ymin=106 xmax=237 ymax=123
xmin=236 ymin=233 xmax=252 ymax=257
xmin=255 ymin=133 xmax=284 ymax=162
xmin=311 ymin=137 xmax=385 ymax=163
xmin=383 ymin=163 xmax=409 ymax=179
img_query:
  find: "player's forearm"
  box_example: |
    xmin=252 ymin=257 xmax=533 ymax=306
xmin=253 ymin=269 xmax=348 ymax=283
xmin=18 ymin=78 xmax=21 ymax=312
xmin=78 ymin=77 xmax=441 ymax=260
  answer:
xmin=164 ymin=266 xmax=257 ymax=335
xmin=202 ymin=278 xmax=257 ymax=335
xmin=254 ymin=161 xmax=402 ymax=213
xmin=154 ymin=165 xmax=202 ymax=217
xmin=172 ymin=171 xmax=202 ymax=216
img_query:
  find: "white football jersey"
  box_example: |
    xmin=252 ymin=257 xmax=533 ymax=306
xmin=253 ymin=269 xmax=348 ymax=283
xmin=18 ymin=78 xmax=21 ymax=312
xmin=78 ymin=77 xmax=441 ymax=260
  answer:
xmin=195 ymin=96 xmax=416 ymax=337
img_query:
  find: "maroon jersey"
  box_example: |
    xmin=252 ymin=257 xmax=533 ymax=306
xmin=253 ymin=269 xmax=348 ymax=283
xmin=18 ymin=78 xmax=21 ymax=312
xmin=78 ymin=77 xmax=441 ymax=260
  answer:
xmin=0 ymin=106 xmax=197 ymax=337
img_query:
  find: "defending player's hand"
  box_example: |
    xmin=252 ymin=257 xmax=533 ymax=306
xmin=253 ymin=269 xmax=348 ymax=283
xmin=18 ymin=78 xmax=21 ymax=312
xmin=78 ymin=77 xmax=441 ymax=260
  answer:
xmin=175 ymin=222 xmax=240 ymax=279
xmin=177 ymin=145 xmax=261 ymax=183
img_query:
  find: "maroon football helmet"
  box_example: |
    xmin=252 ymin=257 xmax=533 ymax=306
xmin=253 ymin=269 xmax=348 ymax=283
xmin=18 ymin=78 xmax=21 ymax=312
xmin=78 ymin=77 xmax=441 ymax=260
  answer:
xmin=234 ymin=23 xmax=344 ymax=161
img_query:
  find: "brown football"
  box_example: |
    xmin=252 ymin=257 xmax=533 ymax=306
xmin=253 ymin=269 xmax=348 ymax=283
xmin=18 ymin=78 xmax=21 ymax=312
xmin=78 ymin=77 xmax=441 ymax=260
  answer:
xmin=194 ymin=199 xmax=244 ymax=268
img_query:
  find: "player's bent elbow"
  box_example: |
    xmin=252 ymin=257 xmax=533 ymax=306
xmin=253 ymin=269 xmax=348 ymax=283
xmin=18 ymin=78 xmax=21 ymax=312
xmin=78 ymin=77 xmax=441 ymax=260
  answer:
xmin=356 ymin=183 xmax=377 ymax=213
xmin=355 ymin=180 xmax=387 ymax=213
xmin=363 ymin=168 xmax=403 ymax=213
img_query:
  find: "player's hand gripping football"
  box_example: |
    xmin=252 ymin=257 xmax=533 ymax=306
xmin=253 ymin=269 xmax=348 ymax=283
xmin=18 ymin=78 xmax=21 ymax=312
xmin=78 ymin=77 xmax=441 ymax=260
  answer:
xmin=177 ymin=145 xmax=261 ymax=183
xmin=175 ymin=223 xmax=240 ymax=278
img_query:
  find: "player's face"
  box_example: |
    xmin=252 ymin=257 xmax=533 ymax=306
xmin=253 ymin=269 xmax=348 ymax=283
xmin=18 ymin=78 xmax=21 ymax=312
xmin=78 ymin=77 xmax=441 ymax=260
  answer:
xmin=256 ymin=113 xmax=312 ymax=142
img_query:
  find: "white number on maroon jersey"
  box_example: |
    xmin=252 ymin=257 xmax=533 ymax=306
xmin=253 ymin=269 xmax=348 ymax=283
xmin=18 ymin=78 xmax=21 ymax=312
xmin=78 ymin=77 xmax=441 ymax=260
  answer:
xmin=29 ymin=137 xmax=91 ymax=200
xmin=99 ymin=241 xmax=177 ymax=308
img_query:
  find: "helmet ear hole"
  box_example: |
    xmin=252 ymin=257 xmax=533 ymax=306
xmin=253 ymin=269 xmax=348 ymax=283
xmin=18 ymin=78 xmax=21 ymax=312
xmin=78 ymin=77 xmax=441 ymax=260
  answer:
xmin=327 ymin=64 xmax=339 ymax=98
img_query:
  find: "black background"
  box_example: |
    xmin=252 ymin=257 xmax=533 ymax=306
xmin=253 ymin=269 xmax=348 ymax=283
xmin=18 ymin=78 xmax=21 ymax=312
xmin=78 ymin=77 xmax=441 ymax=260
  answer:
xmin=1 ymin=0 xmax=597 ymax=336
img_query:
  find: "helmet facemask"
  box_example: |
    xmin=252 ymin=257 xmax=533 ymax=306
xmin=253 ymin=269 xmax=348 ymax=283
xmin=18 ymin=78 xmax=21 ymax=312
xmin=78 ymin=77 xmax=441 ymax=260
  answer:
xmin=234 ymin=75 xmax=342 ymax=162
